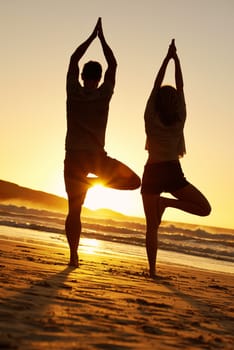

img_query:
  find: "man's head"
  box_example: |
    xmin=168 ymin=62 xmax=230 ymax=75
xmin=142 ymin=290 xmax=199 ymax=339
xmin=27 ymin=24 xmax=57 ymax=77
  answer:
xmin=81 ymin=61 xmax=102 ymax=88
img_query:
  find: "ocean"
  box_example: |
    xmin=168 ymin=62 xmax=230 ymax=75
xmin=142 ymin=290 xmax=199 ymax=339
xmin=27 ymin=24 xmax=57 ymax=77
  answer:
xmin=0 ymin=204 xmax=233 ymax=274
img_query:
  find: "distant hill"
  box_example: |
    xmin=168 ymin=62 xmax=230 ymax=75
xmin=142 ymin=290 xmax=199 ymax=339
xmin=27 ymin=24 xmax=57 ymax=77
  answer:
xmin=1 ymin=180 xmax=222 ymax=230
xmin=0 ymin=179 xmax=139 ymax=221
xmin=0 ymin=179 xmax=67 ymax=212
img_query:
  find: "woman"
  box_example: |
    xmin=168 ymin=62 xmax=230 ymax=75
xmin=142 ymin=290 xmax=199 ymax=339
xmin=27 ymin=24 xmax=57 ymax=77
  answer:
xmin=141 ymin=39 xmax=211 ymax=278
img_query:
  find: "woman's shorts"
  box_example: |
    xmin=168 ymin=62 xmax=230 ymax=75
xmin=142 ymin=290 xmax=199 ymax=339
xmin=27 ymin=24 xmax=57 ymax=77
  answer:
xmin=141 ymin=160 xmax=189 ymax=195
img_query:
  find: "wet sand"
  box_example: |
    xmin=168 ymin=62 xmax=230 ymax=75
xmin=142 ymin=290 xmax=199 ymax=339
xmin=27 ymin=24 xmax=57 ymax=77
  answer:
xmin=0 ymin=237 xmax=233 ymax=349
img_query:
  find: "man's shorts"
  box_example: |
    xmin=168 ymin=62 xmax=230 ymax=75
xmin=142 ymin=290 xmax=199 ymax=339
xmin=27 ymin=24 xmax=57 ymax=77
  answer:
xmin=64 ymin=150 xmax=140 ymax=202
xmin=141 ymin=160 xmax=189 ymax=195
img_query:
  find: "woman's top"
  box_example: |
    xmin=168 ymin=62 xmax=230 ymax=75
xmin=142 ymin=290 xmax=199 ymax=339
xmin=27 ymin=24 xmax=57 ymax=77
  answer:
xmin=144 ymin=88 xmax=186 ymax=163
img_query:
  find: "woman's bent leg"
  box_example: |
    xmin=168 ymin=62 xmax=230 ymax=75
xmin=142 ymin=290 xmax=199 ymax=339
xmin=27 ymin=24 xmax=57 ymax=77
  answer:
xmin=141 ymin=184 xmax=211 ymax=277
xmin=167 ymin=184 xmax=211 ymax=216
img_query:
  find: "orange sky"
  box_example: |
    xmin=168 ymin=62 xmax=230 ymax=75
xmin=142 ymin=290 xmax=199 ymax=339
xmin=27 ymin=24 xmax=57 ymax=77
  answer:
xmin=0 ymin=1 xmax=234 ymax=229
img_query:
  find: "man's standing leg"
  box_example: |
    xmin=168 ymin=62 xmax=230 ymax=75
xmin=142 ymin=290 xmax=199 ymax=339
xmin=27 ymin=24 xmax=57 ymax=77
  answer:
xmin=65 ymin=192 xmax=86 ymax=267
xmin=64 ymin=154 xmax=88 ymax=267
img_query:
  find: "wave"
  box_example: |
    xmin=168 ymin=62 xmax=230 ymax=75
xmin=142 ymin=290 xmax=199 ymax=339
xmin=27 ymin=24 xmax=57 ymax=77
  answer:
xmin=0 ymin=204 xmax=233 ymax=264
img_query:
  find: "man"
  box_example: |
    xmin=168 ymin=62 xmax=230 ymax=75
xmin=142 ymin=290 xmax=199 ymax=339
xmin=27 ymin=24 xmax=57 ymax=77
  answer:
xmin=64 ymin=18 xmax=140 ymax=267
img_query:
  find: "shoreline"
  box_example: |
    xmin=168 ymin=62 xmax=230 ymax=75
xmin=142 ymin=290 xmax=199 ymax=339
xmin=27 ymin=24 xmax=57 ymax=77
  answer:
xmin=0 ymin=236 xmax=233 ymax=349
xmin=0 ymin=224 xmax=233 ymax=275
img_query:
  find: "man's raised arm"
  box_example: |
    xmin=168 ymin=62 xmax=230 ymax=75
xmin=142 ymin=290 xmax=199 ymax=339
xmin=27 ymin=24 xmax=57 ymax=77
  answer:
xmin=67 ymin=20 xmax=99 ymax=87
xmin=97 ymin=18 xmax=117 ymax=84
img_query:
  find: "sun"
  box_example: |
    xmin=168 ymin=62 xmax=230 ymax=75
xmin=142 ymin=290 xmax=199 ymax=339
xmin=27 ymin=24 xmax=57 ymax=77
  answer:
xmin=52 ymin=174 xmax=143 ymax=217
xmin=84 ymin=184 xmax=114 ymax=211
xmin=83 ymin=183 xmax=142 ymax=217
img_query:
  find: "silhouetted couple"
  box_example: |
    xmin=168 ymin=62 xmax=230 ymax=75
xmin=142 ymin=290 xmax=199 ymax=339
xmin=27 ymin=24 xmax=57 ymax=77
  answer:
xmin=64 ymin=18 xmax=211 ymax=277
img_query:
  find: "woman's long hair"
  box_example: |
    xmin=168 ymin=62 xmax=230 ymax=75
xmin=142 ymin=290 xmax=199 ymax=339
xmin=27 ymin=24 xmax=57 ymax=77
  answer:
xmin=155 ymin=85 xmax=180 ymax=126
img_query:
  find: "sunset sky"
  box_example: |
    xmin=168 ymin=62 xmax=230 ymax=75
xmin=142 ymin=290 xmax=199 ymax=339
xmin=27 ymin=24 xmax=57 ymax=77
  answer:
xmin=1 ymin=1 xmax=233 ymax=229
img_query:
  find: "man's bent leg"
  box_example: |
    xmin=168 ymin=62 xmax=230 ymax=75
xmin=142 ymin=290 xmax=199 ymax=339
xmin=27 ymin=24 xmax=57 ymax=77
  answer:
xmin=98 ymin=157 xmax=141 ymax=190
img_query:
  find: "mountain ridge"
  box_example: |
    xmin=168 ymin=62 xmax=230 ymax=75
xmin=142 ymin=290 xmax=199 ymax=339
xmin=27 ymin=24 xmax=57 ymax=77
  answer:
xmin=1 ymin=180 xmax=230 ymax=231
xmin=0 ymin=179 xmax=142 ymax=221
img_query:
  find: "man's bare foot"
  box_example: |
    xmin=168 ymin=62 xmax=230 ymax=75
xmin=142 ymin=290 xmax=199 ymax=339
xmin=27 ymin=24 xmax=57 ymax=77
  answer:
xmin=68 ymin=253 xmax=79 ymax=268
xmin=149 ymin=266 xmax=157 ymax=279
xmin=150 ymin=272 xmax=156 ymax=279
xmin=150 ymin=275 xmax=166 ymax=281
xmin=68 ymin=260 xmax=79 ymax=268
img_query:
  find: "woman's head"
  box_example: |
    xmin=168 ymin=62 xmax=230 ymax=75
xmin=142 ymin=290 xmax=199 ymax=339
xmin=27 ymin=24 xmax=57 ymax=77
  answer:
xmin=155 ymin=85 xmax=180 ymax=126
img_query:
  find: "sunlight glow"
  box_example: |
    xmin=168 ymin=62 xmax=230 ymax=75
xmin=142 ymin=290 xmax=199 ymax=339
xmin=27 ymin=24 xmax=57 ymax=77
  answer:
xmin=84 ymin=184 xmax=113 ymax=210
xmin=84 ymin=184 xmax=142 ymax=217
xmin=80 ymin=238 xmax=100 ymax=255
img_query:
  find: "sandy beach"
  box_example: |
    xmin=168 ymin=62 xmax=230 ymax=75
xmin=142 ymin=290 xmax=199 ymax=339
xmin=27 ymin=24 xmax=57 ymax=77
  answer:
xmin=0 ymin=236 xmax=233 ymax=350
